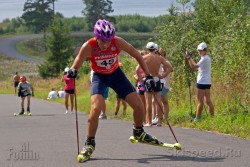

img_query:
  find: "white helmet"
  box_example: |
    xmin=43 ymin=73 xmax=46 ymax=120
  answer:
xmin=146 ymin=42 xmax=155 ymax=50
xmin=64 ymin=67 xmax=70 ymax=73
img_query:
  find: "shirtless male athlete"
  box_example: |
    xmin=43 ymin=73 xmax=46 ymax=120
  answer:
xmin=13 ymin=72 xmax=20 ymax=94
xmin=139 ymin=42 xmax=173 ymax=127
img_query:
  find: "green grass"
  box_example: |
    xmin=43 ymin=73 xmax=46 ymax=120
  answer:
xmin=170 ymin=108 xmax=250 ymax=139
xmin=0 ymin=53 xmax=39 ymax=82
xmin=16 ymin=38 xmax=48 ymax=61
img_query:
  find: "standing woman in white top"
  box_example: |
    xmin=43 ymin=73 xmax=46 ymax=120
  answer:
xmin=185 ymin=42 xmax=214 ymax=121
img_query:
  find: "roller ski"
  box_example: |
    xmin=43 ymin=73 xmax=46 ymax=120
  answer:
xmin=14 ymin=108 xmax=32 ymax=116
xmin=14 ymin=112 xmax=32 ymax=116
xmin=129 ymin=136 xmax=181 ymax=150
xmin=130 ymin=127 xmax=182 ymax=150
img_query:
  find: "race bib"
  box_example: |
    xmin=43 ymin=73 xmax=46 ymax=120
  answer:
xmin=96 ymin=58 xmax=116 ymax=69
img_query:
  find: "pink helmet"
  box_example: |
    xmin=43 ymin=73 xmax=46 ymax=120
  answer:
xmin=94 ymin=19 xmax=115 ymax=41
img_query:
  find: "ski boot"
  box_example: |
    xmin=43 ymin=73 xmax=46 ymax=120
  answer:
xmin=77 ymin=137 xmax=95 ymax=163
xmin=78 ymin=145 xmax=95 ymax=163
xmin=25 ymin=106 xmax=32 ymax=116
xmin=14 ymin=108 xmax=25 ymax=116
xmin=133 ymin=127 xmax=161 ymax=145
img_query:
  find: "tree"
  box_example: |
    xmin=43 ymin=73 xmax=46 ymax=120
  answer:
xmin=38 ymin=19 xmax=74 ymax=78
xmin=82 ymin=0 xmax=115 ymax=31
xmin=154 ymin=0 xmax=250 ymax=113
xmin=168 ymin=3 xmax=179 ymax=16
xmin=22 ymin=0 xmax=54 ymax=34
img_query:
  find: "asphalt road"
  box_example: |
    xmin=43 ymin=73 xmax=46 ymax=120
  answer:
xmin=0 ymin=34 xmax=42 ymax=62
xmin=0 ymin=32 xmax=89 ymax=62
xmin=0 ymin=94 xmax=249 ymax=167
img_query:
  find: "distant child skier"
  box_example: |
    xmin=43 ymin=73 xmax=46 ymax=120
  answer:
xmin=17 ymin=76 xmax=34 ymax=115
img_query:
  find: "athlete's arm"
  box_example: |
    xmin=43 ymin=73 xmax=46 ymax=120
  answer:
xmin=160 ymin=58 xmax=173 ymax=79
xmin=71 ymin=42 xmax=91 ymax=70
xmin=136 ymin=65 xmax=143 ymax=82
xmin=115 ymin=37 xmax=150 ymax=75
xmin=188 ymin=58 xmax=199 ymax=70
xmin=185 ymin=53 xmax=199 ymax=69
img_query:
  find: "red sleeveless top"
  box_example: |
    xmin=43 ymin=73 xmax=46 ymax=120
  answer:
xmin=88 ymin=37 xmax=121 ymax=74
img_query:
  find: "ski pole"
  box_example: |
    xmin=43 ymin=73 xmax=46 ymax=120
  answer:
xmin=74 ymin=78 xmax=80 ymax=155
xmin=185 ymin=50 xmax=193 ymax=116
xmin=153 ymin=93 xmax=179 ymax=143
xmin=187 ymin=71 xmax=193 ymax=116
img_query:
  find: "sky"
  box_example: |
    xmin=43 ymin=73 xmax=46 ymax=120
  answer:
xmin=0 ymin=0 xmax=194 ymax=22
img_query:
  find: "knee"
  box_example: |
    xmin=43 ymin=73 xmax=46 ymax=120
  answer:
xmin=162 ymin=99 xmax=168 ymax=105
xmin=91 ymin=106 xmax=102 ymax=115
xmin=131 ymin=101 xmax=144 ymax=112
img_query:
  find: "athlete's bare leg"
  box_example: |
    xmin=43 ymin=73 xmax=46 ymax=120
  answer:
xmin=125 ymin=92 xmax=144 ymax=127
xmin=87 ymin=94 xmax=105 ymax=137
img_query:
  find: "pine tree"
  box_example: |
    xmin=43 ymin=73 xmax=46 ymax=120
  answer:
xmin=22 ymin=0 xmax=54 ymax=33
xmin=82 ymin=0 xmax=115 ymax=31
xmin=38 ymin=19 xmax=74 ymax=78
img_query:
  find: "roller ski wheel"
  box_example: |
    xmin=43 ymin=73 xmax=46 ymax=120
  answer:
xmin=77 ymin=145 xmax=95 ymax=163
xmin=25 ymin=112 xmax=32 ymax=116
xmin=129 ymin=136 xmax=182 ymax=150
xmin=77 ymin=154 xmax=89 ymax=163
xmin=14 ymin=113 xmax=24 ymax=116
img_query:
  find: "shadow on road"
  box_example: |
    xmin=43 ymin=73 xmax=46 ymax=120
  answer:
xmin=83 ymin=153 xmax=225 ymax=164
xmin=29 ymin=114 xmax=55 ymax=117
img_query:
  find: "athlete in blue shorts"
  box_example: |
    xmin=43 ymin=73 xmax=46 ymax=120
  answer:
xmin=67 ymin=19 xmax=160 ymax=161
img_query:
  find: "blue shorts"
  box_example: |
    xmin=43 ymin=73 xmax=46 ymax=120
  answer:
xmin=161 ymin=87 xmax=169 ymax=97
xmin=103 ymin=87 xmax=109 ymax=99
xmin=91 ymin=67 xmax=135 ymax=99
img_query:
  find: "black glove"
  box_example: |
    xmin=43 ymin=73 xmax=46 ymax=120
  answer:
xmin=67 ymin=69 xmax=78 ymax=78
xmin=18 ymin=91 xmax=21 ymax=97
xmin=144 ymin=74 xmax=155 ymax=92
